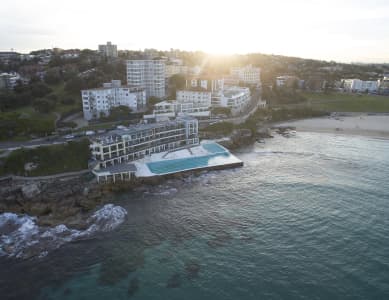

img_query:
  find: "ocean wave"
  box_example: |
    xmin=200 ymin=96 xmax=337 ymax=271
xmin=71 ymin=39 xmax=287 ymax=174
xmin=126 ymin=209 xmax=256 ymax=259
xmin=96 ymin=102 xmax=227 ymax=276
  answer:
xmin=0 ymin=204 xmax=127 ymax=259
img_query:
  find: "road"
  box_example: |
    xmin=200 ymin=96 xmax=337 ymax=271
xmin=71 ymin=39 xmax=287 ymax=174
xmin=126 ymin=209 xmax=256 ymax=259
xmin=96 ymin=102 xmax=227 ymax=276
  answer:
xmin=0 ymin=88 xmax=264 ymax=151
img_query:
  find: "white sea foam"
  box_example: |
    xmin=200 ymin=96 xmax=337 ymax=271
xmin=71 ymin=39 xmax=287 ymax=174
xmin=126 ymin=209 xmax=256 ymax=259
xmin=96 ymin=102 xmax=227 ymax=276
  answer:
xmin=0 ymin=204 xmax=127 ymax=259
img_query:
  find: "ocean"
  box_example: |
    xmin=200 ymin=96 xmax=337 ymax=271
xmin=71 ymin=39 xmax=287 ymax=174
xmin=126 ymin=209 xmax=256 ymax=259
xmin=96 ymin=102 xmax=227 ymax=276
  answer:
xmin=1 ymin=131 xmax=389 ymax=300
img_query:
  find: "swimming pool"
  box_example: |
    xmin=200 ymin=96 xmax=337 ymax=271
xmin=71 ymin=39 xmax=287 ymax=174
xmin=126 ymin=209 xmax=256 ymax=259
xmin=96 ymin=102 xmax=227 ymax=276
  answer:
xmin=202 ymin=143 xmax=227 ymax=154
xmin=146 ymin=143 xmax=239 ymax=175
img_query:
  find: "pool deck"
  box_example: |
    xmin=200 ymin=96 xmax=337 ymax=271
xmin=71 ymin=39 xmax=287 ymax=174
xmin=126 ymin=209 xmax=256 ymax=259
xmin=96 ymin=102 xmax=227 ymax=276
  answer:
xmin=134 ymin=142 xmax=243 ymax=178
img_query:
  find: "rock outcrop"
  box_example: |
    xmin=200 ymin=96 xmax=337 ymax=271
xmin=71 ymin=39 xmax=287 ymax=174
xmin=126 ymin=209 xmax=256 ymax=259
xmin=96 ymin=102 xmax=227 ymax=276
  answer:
xmin=0 ymin=176 xmax=114 ymax=229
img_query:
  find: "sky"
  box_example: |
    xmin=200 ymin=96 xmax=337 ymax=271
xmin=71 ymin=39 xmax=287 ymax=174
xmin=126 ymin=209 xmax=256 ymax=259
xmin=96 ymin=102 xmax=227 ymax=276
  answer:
xmin=1 ymin=0 xmax=389 ymax=63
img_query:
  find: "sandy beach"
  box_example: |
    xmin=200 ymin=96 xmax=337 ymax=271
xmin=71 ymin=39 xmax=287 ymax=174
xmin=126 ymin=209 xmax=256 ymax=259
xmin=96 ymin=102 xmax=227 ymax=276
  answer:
xmin=278 ymin=113 xmax=389 ymax=138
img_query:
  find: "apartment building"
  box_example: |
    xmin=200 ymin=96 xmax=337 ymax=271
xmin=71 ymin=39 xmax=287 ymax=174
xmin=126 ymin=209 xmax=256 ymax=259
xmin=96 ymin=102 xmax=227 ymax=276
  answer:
xmin=165 ymin=64 xmax=188 ymax=78
xmin=176 ymin=90 xmax=212 ymax=107
xmin=212 ymin=86 xmax=251 ymax=114
xmin=185 ymin=77 xmax=224 ymax=92
xmin=342 ymin=79 xmax=378 ymax=92
xmin=144 ymin=100 xmax=211 ymax=121
xmin=127 ymin=59 xmax=166 ymax=99
xmin=231 ymin=65 xmax=261 ymax=85
xmin=81 ymin=80 xmax=146 ymax=120
xmin=0 ymin=72 xmax=23 ymax=90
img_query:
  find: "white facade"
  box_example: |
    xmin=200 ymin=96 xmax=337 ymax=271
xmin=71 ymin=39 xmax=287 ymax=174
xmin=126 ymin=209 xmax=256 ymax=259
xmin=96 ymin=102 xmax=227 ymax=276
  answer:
xmin=343 ymin=79 xmax=378 ymax=92
xmin=144 ymin=100 xmax=210 ymax=121
xmin=176 ymin=90 xmax=212 ymax=107
xmin=275 ymin=75 xmax=297 ymax=87
xmin=127 ymin=60 xmax=166 ymax=99
xmin=231 ymin=65 xmax=261 ymax=85
xmin=98 ymin=42 xmax=118 ymax=58
xmin=90 ymin=116 xmax=199 ymax=181
xmin=185 ymin=78 xmax=224 ymax=92
xmin=0 ymin=72 xmax=22 ymax=89
xmin=81 ymin=80 xmax=146 ymax=121
xmin=165 ymin=65 xmax=188 ymax=78
xmin=212 ymin=86 xmax=251 ymax=115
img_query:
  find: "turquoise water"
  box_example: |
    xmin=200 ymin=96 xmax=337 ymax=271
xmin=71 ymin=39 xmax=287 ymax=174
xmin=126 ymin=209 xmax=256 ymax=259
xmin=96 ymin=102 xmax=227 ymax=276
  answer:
xmin=202 ymin=143 xmax=227 ymax=154
xmin=1 ymin=132 xmax=389 ymax=300
xmin=146 ymin=143 xmax=232 ymax=175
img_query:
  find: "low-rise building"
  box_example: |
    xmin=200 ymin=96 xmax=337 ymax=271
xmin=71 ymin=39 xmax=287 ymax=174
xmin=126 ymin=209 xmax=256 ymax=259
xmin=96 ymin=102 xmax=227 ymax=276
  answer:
xmin=165 ymin=64 xmax=188 ymax=78
xmin=342 ymin=79 xmax=378 ymax=93
xmin=81 ymin=80 xmax=146 ymax=121
xmin=176 ymin=90 xmax=212 ymax=107
xmin=0 ymin=51 xmax=20 ymax=63
xmin=89 ymin=116 xmax=199 ymax=181
xmin=276 ymin=75 xmax=300 ymax=88
xmin=212 ymin=86 xmax=251 ymax=115
xmin=231 ymin=65 xmax=261 ymax=85
xmin=185 ymin=77 xmax=224 ymax=92
xmin=144 ymin=100 xmax=211 ymax=121
xmin=0 ymin=72 xmax=23 ymax=90
xmin=378 ymin=76 xmax=389 ymax=94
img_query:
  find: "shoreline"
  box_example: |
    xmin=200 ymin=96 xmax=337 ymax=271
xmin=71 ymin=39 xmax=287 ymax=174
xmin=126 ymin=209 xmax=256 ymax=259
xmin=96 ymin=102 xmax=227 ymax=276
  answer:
xmin=277 ymin=113 xmax=389 ymax=139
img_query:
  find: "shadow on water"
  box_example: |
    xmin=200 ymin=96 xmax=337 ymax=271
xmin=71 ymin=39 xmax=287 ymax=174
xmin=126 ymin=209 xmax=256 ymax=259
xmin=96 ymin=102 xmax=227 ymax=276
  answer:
xmin=185 ymin=260 xmax=201 ymax=279
xmin=127 ymin=277 xmax=140 ymax=297
xmin=166 ymin=272 xmax=182 ymax=288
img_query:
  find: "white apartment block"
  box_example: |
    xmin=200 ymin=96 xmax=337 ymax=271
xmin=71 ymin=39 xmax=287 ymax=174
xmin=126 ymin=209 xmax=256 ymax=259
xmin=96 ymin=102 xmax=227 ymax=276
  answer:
xmin=231 ymin=65 xmax=261 ymax=85
xmin=275 ymin=75 xmax=300 ymax=88
xmin=81 ymin=80 xmax=146 ymax=121
xmin=165 ymin=65 xmax=188 ymax=78
xmin=0 ymin=72 xmax=22 ymax=90
xmin=343 ymin=79 xmax=378 ymax=92
xmin=144 ymin=100 xmax=210 ymax=121
xmin=185 ymin=78 xmax=224 ymax=92
xmin=176 ymin=90 xmax=212 ymax=107
xmin=212 ymin=86 xmax=251 ymax=115
xmin=98 ymin=42 xmax=118 ymax=58
xmin=127 ymin=60 xmax=166 ymax=99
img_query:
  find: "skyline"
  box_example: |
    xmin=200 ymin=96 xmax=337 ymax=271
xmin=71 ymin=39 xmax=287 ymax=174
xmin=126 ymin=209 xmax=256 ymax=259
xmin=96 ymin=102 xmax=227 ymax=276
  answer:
xmin=1 ymin=0 xmax=389 ymax=63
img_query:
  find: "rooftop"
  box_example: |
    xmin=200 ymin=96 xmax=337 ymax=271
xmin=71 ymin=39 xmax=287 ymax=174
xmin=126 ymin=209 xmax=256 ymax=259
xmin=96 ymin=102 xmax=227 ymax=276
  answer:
xmin=93 ymin=162 xmax=137 ymax=176
xmin=91 ymin=116 xmax=197 ymax=144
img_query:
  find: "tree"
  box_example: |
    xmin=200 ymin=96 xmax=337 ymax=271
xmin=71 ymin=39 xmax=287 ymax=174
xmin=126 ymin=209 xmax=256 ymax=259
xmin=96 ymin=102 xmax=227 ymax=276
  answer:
xmin=33 ymin=98 xmax=55 ymax=113
xmin=30 ymin=83 xmax=52 ymax=97
xmin=108 ymin=105 xmax=132 ymax=120
xmin=44 ymin=68 xmax=62 ymax=85
xmin=211 ymin=107 xmax=231 ymax=117
xmin=60 ymin=96 xmax=76 ymax=105
xmin=64 ymin=77 xmax=85 ymax=94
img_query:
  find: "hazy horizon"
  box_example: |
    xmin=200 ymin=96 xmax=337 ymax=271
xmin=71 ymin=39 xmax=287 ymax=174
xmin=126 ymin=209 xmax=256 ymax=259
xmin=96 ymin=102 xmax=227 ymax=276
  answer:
xmin=1 ymin=0 xmax=389 ymax=63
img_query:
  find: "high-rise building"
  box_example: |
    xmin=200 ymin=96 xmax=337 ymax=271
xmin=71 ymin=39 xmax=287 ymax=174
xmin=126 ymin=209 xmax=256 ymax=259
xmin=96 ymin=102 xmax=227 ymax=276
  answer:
xmin=126 ymin=60 xmax=166 ymax=99
xmin=98 ymin=42 xmax=118 ymax=58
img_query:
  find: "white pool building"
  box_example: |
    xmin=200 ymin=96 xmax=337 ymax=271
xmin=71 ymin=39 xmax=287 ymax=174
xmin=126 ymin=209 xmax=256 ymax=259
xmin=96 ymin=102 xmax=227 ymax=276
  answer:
xmin=90 ymin=116 xmax=199 ymax=182
xmin=89 ymin=116 xmax=242 ymax=183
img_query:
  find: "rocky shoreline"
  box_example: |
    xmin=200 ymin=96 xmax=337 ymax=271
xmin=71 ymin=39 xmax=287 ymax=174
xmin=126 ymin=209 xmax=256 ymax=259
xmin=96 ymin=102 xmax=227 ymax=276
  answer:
xmin=0 ymin=137 xmax=253 ymax=231
xmin=0 ymin=175 xmax=113 ymax=229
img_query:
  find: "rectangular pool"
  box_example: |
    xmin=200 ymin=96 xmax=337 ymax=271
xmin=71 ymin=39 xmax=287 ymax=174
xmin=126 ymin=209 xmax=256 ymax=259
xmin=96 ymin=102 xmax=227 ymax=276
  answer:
xmin=145 ymin=143 xmax=240 ymax=175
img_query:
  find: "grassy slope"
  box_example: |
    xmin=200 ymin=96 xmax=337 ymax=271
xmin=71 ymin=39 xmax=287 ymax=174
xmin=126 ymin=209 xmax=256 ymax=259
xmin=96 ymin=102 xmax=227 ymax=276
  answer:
xmin=303 ymin=92 xmax=389 ymax=112
xmin=0 ymin=139 xmax=90 ymax=176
